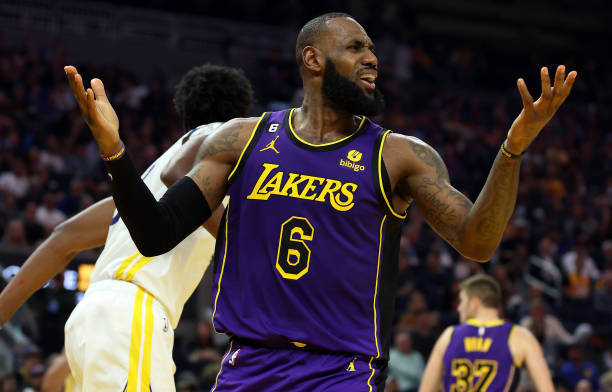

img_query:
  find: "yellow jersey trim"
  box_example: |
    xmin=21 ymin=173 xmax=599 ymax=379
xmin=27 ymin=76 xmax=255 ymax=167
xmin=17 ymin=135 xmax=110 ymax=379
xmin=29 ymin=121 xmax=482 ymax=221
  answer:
xmin=140 ymin=294 xmax=154 ymax=392
xmin=508 ymin=325 xmax=522 ymax=367
xmin=367 ymin=356 xmax=375 ymax=392
xmin=228 ymin=113 xmax=267 ymax=181
xmin=127 ymin=288 xmax=145 ymax=392
xmin=124 ymin=255 xmax=154 ymax=282
xmin=212 ymin=201 xmax=230 ymax=333
xmin=503 ymin=365 xmax=516 ymax=392
xmin=287 ymin=108 xmax=366 ymax=147
xmin=114 ymin=251 xmax=140 ymax=280
xmin=466 ymin=318 xmax=505 ymax=327
xmin=379 ymin=131 xmax=407 ymax=219
xmin=211 ymin=340 xmax=234 ymax=392
xmin=371 ymin=215 xmax=386 ymax=359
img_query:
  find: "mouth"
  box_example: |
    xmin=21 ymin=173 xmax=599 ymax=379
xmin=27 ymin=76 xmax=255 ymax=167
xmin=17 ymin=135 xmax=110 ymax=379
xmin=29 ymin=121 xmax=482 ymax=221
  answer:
xmin=359 ymin=73 xmax=377 ymax=90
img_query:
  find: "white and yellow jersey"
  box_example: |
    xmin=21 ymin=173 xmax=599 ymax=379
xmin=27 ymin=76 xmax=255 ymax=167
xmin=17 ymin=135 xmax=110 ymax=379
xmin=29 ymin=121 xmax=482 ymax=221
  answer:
xmin=89 ymin=123 xmax=222 ymax=329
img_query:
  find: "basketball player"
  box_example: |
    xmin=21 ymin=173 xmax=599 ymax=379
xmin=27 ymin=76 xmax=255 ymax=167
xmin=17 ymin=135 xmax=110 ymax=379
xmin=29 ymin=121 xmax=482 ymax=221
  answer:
xmin=0 ymin=64 xmax=253 ymax=391
xmin=66 ymin=12 xmax=576 ymax=391
xmin=418 ymin=274 xmax=553 ymax=392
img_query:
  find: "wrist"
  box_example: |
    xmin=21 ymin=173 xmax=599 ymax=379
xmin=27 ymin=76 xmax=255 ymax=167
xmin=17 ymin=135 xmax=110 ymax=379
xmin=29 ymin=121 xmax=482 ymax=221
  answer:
xmin=500 ymin=141 xmax=524 ymax=159
xmin=101 ymin=140 xmax=125 ymax=162
xmin=502 ymin=139 xmax=524 ymax=156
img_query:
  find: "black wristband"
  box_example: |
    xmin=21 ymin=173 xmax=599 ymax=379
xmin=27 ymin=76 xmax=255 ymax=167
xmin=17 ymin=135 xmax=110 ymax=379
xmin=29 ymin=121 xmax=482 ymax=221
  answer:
xmin=106 ymin=152 xmax=212 ymax=256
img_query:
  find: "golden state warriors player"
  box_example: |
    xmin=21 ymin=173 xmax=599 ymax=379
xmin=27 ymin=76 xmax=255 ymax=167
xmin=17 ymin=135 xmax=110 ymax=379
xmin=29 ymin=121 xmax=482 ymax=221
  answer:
xmin=68 ymin=12 xmax=575 ymax=391
xmin=0 ymin=64 xmax=252 ymax=391
xmin=419 ymin=275 xmax=554 ymax=392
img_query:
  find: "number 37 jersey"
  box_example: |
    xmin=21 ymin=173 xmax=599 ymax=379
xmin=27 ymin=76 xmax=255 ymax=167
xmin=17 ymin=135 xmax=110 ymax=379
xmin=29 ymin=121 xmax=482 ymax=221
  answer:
xmin=211 ymin=109 xmax=405 ymax=358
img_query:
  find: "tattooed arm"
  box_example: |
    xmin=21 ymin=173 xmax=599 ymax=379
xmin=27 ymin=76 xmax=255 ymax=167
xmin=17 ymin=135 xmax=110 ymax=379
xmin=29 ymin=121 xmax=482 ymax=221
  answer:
xmin=105 ymin=117 xmax=259 ymax=256
xmin=385 ymin=66 xmax=576 ymax=261
xmin=385 ymin=134 xmax=519 ymax=261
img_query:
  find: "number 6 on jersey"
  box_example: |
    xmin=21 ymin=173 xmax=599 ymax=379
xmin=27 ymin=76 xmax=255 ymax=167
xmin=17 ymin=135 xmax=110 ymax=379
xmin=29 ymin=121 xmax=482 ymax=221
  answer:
xmin=276 ymin=217 xmax=314 ymax=280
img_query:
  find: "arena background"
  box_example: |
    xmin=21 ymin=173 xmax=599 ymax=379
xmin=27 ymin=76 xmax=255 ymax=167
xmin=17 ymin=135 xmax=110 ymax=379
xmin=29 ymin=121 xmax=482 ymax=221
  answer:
xmin=0 ymin=1 xmax=610 ymax=391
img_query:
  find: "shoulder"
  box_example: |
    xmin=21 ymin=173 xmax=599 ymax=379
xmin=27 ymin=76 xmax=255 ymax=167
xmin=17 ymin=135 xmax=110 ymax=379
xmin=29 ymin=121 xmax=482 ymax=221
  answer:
xmin=199 ymin=116 xmax=263 ymax=159
xmin=436 ymin=326 xmax=455 ymax=348
xmin=382 ymin=133 xmax=447 ymax=178
xmin=508 ymin=325 xmax=539 ymax=366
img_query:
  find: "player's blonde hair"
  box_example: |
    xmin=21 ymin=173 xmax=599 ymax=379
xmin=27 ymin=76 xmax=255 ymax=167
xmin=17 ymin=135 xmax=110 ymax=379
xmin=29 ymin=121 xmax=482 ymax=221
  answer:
xmin=460 ymin=274 xmax=501 ymax=308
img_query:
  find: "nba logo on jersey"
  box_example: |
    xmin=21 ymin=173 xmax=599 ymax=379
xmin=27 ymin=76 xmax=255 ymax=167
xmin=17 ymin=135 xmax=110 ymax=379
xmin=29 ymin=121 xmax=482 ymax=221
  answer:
xmin=267 ymin=123 xmax=280 ymax=133
xmin=229 ymin=349 xmax=241 ymax=366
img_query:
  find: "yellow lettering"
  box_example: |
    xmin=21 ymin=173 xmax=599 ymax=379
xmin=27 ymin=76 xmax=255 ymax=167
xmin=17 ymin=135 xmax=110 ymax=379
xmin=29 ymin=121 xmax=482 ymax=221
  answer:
xmin=246 ymin=163 xmax=279 ymax=200
xmin=463 ymin=337 xmax=492 ymax=352
xmin=261 ymin=171 xmax=284 ymax=195
xmin=331 ymin=183 xmax=358 ymax=212
xmin=298 ymin=176 xmax=325 ymax=200
xmin=314 ymin=179 xmax=342 ymax=203
xmin=279 ymin=173 xmax=307 ymax=196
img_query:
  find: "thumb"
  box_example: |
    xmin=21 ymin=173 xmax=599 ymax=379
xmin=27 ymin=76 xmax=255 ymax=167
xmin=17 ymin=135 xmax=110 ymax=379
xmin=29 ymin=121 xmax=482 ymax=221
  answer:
xmin=90 ymin=78 xmax=109 ymax=103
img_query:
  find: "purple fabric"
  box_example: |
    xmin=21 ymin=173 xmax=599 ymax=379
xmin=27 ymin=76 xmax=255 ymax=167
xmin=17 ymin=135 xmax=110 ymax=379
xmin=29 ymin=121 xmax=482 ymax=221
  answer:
xmin=212 ymin=340 xmax=382 ymax=391
xmin=442 ymin=321 xmax=517 ymax=392
xmin=212 ymin=109 xmax=390 ymax=358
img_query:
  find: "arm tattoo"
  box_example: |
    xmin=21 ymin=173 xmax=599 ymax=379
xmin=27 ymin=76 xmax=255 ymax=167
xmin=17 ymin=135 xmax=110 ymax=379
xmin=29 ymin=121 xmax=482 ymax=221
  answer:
xmin=471 ymin=152 xmax=521 ymax=242
xmin=410 ymin=142 xmax=471 ymax=246
xmin=196 ymin=121 xmax=244 ymax=160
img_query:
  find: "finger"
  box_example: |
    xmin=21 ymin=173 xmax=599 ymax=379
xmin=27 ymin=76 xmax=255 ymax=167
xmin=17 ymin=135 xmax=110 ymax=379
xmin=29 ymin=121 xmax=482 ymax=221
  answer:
xmin=540 ymin=67 xmax=552 ymax=100
xmin=517 ymin=78 xmax=534 ymax=109
xmin=552 ymin=65 xmax=565 ymax=96
xmin=90 ymin=78 xmax=109 ymax=103
xmin=86 ymin=88 xmax=98 ymax=123
xmin=64 ymin=67 xmax=88 ymax=112
xmin=559 ymin=70 xmax=578 ymax=101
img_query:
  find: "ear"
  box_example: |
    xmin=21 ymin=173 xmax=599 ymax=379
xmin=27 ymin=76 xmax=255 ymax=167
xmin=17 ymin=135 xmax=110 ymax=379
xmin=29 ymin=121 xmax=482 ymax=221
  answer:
xmin=302 ymin=46 xmax=324 ymax=74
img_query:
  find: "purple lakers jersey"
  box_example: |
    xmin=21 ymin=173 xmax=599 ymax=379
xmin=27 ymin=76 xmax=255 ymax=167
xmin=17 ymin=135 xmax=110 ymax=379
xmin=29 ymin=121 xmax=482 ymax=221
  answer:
xmin=443 ymin=320 xmax=520 ymax=392
xmin=211 ymin=109 xmax=405 ymax=361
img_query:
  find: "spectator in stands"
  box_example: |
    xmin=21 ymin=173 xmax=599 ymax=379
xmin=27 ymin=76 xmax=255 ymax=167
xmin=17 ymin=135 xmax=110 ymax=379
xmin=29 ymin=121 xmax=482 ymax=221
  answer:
xmin=388 ymin=329 xmax=424 ymax=392
xmin=35 ymin=191 xmax=65 ymax=233
xmin=559 ymin=345 xmax=599 ymax=391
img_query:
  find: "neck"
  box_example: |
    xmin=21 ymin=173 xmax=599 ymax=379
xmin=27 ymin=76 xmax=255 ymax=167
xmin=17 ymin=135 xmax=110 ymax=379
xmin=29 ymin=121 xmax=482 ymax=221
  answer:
xmin=292 ymin=89 xmax=359 ymax=143
xmin=471 ymin=307 xmax=500 ymax=322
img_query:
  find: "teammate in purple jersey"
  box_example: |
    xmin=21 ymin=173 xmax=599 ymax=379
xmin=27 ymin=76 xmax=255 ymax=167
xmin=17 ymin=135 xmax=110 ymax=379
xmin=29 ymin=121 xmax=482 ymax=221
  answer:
xmin=66 ymin=12 xmax=576 ymax=391
xmin=419 ymin=275 xmax=554 ymax=392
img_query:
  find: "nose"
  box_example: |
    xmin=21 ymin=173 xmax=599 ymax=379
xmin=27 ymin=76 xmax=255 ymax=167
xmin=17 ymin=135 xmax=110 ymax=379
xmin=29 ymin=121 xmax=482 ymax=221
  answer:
xmin=362 ymin=49 xmax=378 ymax=69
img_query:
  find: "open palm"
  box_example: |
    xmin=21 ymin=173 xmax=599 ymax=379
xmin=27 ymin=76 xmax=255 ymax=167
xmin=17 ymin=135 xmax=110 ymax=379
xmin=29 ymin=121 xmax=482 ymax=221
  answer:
xmin=64 ymin=65 xmax=121 ymax=156
xmin=506 ymin=65 xmax=577 ymax=154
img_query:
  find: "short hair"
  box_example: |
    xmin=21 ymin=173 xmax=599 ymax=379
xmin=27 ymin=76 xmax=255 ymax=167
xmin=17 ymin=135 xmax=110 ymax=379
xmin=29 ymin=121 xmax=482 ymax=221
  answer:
xmin=459 ymin=274 xmax=501 ymax=308
xmin=295 ymin=12 xmax=354 ymax=65
xmin=173 ymin=64 xmax=253 ymax=130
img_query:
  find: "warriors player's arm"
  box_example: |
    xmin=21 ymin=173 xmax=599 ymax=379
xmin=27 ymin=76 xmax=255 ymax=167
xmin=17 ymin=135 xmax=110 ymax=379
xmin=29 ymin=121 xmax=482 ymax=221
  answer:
xmin=160 ymin=131 xmax=226 ymax=238
xmin=41 ymin=350 xmax=71 ymax=392
xmin=0 ymin=198 xmax=114 ymax=324
xmin=509 ymin=326 xmax=554 ymax=392
xmin=384 ymin=134 xmax=518 ymax=262
xmin=418 ymin=326 xmax=453 ymax=392
xmin=106 ymin=117 xmax=259 ymax=256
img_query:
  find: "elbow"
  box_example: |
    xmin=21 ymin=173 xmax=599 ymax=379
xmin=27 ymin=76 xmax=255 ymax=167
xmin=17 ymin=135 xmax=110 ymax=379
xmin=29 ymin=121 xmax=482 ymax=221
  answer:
xmin=160 ymin=168 xmax=173 ymax=188
xmin=458 ymin=246 xmax=494 ymax=263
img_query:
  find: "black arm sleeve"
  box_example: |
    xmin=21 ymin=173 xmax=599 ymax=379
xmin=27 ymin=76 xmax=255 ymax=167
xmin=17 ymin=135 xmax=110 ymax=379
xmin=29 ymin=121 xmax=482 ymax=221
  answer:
xmin=105 ymin=151 xmax=211 ymax=257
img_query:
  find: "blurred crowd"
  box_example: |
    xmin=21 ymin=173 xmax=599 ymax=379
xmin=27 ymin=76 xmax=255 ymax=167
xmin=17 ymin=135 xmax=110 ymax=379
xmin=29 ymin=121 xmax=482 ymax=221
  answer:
xmin=0 ymin=8 xmax=610 ymax=391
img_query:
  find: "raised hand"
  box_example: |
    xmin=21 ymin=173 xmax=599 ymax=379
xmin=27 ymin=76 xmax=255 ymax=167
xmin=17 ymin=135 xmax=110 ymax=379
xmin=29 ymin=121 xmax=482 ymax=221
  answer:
xmin=506 ymin=65 xmax=577 ymax=154
xmin=64 ymin=65 xmax=121 ymax=156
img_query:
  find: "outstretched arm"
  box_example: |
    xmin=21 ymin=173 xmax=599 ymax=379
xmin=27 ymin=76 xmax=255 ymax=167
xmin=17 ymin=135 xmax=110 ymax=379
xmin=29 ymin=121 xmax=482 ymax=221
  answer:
xmin=65 ymin=65 xmax=257 ymax=256
xmin=161 ymin=131 xmax=226 ymax=238
xmin=418 ymin=326 xmax=452 ymax=392
xmin=388 ymin=66 xmax=576 ymax=261
xmin=0 ymin=198 xmax=114 ymax=324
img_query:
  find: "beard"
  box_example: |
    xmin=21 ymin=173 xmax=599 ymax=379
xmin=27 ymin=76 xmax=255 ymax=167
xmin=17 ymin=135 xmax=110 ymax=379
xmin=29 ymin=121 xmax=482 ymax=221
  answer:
xmin=321 ymin=58 xmax=385 ymax=117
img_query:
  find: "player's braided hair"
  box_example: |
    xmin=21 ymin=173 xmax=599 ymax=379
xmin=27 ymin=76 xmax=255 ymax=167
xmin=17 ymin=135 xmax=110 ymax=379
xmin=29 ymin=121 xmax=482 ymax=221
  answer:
xmin=295 ymin=12 xmax=354 ymax=66
xmin=174 ymin=64 xmax=253 ymax=130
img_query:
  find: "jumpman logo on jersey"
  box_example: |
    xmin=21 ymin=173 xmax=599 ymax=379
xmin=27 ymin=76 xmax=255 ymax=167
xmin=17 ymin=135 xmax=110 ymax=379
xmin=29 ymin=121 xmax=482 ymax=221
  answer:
xmin=346 ymin=357 xmax=357 ymax=372
xmin=260 ymin=135 xmax=280 ymax=154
